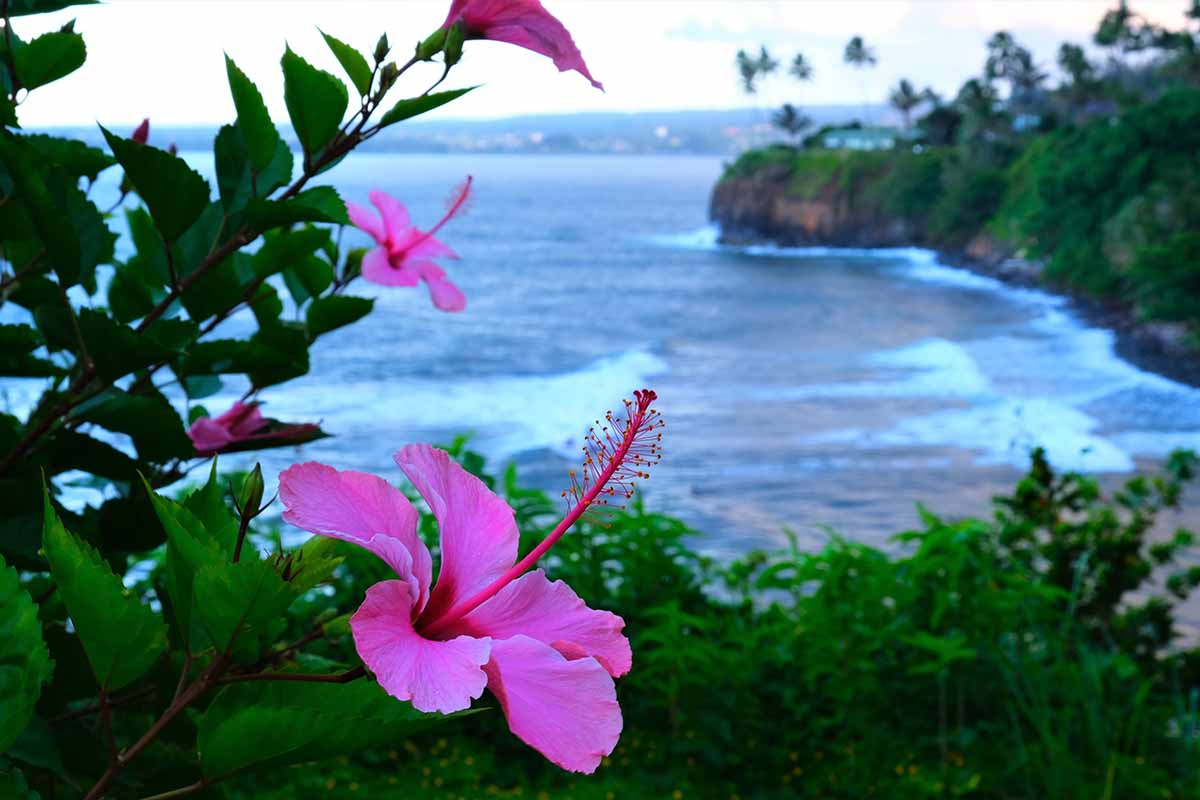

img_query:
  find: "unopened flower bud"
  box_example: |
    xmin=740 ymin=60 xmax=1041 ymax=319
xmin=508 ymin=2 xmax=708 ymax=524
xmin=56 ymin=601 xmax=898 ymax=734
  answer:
xmin=240 ymin=463 xmax=265 ymax=517
xmin=378 ymin=62 xmax=399 ymax=94
xmin=415 ymin=28 xmax=447 ymax=62
xmin=131 ymin=118 xmax=149 ymax=145
xmin=374 ymin=33 xmax=390 ymax=64
xmin=443 ymin=22 xmax=466 ymax=67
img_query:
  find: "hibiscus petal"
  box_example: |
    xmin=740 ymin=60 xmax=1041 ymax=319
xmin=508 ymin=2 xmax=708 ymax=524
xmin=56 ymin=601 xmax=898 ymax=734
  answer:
xmin=425 ymin=276 xmax=466 ymax=313
xmin=484 ymin=635 xmax=621 ymax=773
xmin=361 ymin=246 xmax=420 ymax=287
xmin=407 ymin=233 xmax=459 ymax=261
xmin=346 ymin=201 xmax=385 ymax=244
xmin=279 ymin=462 xmax=433 ymax=608
xmin=393 ymin=444 xmax=517 ymax=624
xmin=187 ymin=416 xmax=234 ymax=454
xmin=369 ymin=190 xmax=411 ymax=242
xmin=352 ymin=579 xmax=491 ymax=714
xmin=455 ymin=569 xmax=630 ymax=677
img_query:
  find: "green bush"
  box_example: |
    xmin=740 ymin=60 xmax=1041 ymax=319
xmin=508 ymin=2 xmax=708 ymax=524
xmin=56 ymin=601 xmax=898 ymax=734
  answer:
xmin=225 ymin=446 xmax=1200 ymax=800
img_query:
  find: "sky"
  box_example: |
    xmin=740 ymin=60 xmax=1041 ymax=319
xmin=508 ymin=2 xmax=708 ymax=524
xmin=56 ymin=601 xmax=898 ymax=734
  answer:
xmin=14 ymin=0 xmax=1197 ymax=127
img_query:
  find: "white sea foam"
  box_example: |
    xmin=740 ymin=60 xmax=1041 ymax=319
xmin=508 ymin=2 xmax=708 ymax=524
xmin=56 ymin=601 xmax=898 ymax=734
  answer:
xmin=652 ymin=225 xmax=1200 ymax=473
xmin=223 ymin=349 xmax=670 ymax=463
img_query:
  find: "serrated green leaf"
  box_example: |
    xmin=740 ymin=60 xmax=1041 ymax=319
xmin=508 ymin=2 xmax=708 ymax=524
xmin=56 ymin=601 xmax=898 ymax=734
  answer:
xmin=281 ymin=255 xmax=332 ymax=306
xmin=320 ymin=30 xmax=372 ymax=96
xmin=198 ymin=680 xmax=467 ymax=777
xmin=307 ymin=295 xmax=373 ymax=338
xmin=182 ymin=461 xmax=239 ymax=555
xmin=21 ymin=134 xmax=113 ymax=180
xmin=281 ymin=46 xmax=348 ymax=156
xmin=244 ymin=186 xmax=349 ymax=229
xmin=106 ymin=262 xmax=156 ymax=323
xmin=225 ymin=56 xmax=281 ymax=172
xmin=143 ymin=480 xmax=227 ymax=651
xmin=252 ymin=227 xmax=329 ymax=279
xmin=5 ymin=0 xmax=98 ymax=16
xmin=77 ymin=388 xmax=192 ymax=463
xmin=0 ymin=553 xmax=53 ymax=752
xmin=193 ymin=559 xmax=294 ymax=655
xmin=0 ymin=767 xmax=40 ymax=800
xmin=77 ymin=308 xmax=173 ymax=381
xmin=101 ymin=126 xmax=210 ymax=242
xmin=378 ymin=86 xmax=477 ymax=129
xmin=41 ymin=493 xmax=165 ymax=690
xmin=13 ymin=31 xmax=85 ymax=90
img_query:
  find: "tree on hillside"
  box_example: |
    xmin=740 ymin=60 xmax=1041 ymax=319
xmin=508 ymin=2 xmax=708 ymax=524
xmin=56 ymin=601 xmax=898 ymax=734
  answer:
xmin=843 ymin=36 xmax=878 ymax=123
xmin=790 ymin=52 xmax=814 ymax=82
xmin=772 ymin=103 xmax=813 ymax=143
xmin=736 ymin=49 xmax=760 ymax=94
xmin=1057 ymin=42 xmax=1102 ymax=116
xmin=889 ymin=78 xmax=927 ymax=128
xmin=844 ymin=35 xmax=878 ymax=69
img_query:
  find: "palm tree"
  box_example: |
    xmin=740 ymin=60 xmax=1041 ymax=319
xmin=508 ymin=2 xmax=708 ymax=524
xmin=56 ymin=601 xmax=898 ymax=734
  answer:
xmin=772 ymin=103 xmax=813 ymax=144
xmin=843 ymin=36 xmax=878 ymax=69
xmin=888 ymin=79 xmax=923 ymax=129
xmin=789 ymin=52 xmax=813 ymax=82
xmin=843 ymin=36 xmax=878 ymax=123
xmin=735 ymin=49 xmax=759 ymax=95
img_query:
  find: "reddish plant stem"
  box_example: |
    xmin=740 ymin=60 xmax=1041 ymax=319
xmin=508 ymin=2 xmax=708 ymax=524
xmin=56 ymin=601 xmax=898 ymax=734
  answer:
xmin=214 ymin=665 xmax=365 ymax=686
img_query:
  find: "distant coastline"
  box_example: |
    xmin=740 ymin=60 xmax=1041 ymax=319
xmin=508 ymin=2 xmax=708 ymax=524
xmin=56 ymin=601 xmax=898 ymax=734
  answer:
xmin=708 ymin=149 xmax=1200 ymax=388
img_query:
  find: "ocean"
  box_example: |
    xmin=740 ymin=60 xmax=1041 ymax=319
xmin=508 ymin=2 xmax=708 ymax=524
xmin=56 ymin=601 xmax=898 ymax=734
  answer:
xmin=5 ymin=152 xmax=1200 ymax=558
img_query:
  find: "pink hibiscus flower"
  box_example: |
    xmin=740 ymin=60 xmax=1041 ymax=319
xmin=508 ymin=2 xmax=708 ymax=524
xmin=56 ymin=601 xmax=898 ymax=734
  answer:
xmin=188 ymin=402 xmax=323 ymax=456
xmin=345 ymin=179 xmax=471 ymax=312
xmin=279 ymin=390 xmax=663 ymax=772
xmin=443 ymin=0 xmax=603 ymax=90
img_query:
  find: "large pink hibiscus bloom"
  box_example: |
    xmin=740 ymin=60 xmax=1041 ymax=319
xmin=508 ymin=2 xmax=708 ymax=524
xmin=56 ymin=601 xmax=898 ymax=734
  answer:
xmin=345 ymin=178 xmax=471 ymax=312
xmin=278 ymin=390 xmax=662 ymax=772
xmin=443 ymin=0 xmax=603 ymax=90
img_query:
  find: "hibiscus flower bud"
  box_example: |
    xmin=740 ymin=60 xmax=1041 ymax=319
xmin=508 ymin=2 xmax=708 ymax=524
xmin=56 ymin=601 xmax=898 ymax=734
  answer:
xmin=131 ymin=118 xmax=149 ymax=145
xmin=374 ymin=32 xmax=390 ymax=64
xmin=443 ymin=21 xmax=466 ymax=67
xmin=239 ymin=463 xmax=265 ymax=518
xmin=416 ymin=27 xmax=447 ymax=62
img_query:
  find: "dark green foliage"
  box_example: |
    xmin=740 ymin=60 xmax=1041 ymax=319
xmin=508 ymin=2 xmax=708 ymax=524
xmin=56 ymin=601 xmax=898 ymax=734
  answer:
xmin=225 ymin=446 xmax=1200 ymax=800
xmin=0 ymin=553 xmax=52 ymax=753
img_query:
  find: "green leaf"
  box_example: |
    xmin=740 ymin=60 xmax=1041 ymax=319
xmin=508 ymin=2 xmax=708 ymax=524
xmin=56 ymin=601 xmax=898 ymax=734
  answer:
xmin=182 ymin=462 xmax=239 ymax=555
xmin=320 ymin=30 xmax=372 ymax=96
xmin=21 ymin=134 xmax=113 ymax=181
xmin=77 ymin=309 xmax=174 ymax=381
xmin=378 ymin=86 xmax=477 ymax=129
xmin=198 ymin=679 xmax=464 ymax=777
xmin=5 ymin=0 xmax=98 ymax=16
xmin=13 ymin=31 xmax=86 ymax=90
xmin=76 ymin=388 xmax=192 ymax=463
xmin=281 ymin=255 xmax=332 ymax=306
xmin=0 ymin=323 xmax=56 ymax=377
xmin=101 ymin=126 xmax=210 ymax=242
xmin=247 ymin=323 xmax=309 ymax=388
xmin=0 ymin=768 xmax=40 ymax=800
xmin=307 ymin=295 xmax=373 ymax=337
xmin=281 ymin=46 xmax=348 ymax=156
xmin=35 ymin=431 xmax=139 ymax=482
xmin=192 ymin=559 xmax=294 ymax=655
xmin=0 ymin=553 xmax=53 ymax=753
xmin=224 ymin=56 xmax=281 ymax=172
xmin=41 ymin=493 xmax=166 ymax=690
xmin=142 ymin=480 xmax=227 ymax=650
xmin=0 ymin=132 xmax=81 ymax=286
xmin=106 ymin=263 xmax=156 ymax=323
xmin=252 ymin=227 xmax=330 ymax=279
xmin=245 ymin=186 xmax=349 ymax=228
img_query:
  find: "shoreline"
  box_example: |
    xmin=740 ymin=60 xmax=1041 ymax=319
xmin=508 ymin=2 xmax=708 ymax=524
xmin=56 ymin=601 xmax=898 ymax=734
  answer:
xmin=715 ymin=223 xmax=1200 ymax=390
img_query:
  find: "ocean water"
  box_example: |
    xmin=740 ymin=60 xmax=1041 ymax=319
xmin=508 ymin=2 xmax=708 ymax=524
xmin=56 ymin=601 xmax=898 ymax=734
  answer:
xmin=5 ymin=153 xmax=1200 ymax=559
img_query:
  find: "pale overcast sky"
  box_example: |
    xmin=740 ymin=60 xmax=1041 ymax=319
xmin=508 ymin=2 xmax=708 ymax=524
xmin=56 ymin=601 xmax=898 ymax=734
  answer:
xmin=14 ymin=0 xmax=1196 ymax=127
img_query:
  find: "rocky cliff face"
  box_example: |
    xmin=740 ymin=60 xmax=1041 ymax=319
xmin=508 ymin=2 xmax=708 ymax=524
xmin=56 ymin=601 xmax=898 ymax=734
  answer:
xmin=709 ymin=164 xmax=913 ymax=248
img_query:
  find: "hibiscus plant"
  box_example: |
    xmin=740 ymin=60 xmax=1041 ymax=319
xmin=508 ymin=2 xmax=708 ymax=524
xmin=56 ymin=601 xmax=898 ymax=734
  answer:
xmin=0 ymin=1 xmax=639 ymax=797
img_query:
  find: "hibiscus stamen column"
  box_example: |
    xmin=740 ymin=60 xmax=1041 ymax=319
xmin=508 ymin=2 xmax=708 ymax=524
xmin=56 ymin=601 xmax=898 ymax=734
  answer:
xmin=420 ymin=389 xmax=663 ymax=637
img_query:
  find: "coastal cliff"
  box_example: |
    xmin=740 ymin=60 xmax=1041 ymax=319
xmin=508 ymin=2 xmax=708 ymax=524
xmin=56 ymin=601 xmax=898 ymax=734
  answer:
xmin=707 ymin=142 xmax=1200 ymax=384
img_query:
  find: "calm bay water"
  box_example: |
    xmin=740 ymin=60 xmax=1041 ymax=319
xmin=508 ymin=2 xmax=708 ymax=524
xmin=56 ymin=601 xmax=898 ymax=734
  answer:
xmin=6 ymin=153 xmax=1200 ymax=559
